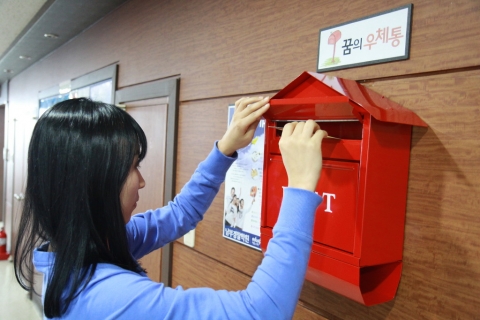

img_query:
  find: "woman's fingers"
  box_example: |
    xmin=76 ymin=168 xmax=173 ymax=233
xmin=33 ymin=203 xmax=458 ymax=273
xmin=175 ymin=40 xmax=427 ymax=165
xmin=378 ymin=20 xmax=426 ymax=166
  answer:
xmin=241 ymin=102 xmax=270 ymax=127
xmin=302 ymin=120 xmax=321 ymax=138
xmin=282 ymin=121 xmax=297 ymax=137
xmin=218 ymin=97 xmax=270 ymax=156
xmin=279 ymin=119 xmax=326 ymax=191
xmin=233 ymin=96 xmax=269 ymax=136
xmin=292 ymin=121 xmax=305 ymax=136
xmin=235 ymin=97 xmax=264 ymax=112
xmin=312 ymin=127 xmax=328 ymax=143
xmin=284 ymin=120 xmax=322 ymax=139
xmin=235 ymin=97 xmax=267 ymax=114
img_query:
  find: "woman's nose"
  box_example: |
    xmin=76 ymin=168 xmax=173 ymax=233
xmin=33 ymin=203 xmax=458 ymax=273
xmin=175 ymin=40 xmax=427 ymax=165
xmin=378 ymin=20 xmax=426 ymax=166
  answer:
xmin=138 ymin=171 xmax=146 ymax=189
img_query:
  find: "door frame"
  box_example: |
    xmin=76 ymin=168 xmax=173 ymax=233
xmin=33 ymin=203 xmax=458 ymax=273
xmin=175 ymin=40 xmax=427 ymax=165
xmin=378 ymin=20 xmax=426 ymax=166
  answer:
xmin=115 ymin=76 xmax=180 ymax=286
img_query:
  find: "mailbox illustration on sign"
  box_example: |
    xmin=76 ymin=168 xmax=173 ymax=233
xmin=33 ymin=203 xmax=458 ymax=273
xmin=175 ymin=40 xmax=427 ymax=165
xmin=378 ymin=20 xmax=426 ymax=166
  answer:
xmin=260 ymin=72 xmax=427 ymax=306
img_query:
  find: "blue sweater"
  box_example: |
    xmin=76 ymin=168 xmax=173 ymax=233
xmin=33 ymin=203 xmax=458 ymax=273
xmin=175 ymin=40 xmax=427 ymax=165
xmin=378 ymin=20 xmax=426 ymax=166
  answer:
xmin=33 ymin=144 xmax=322 ymax=319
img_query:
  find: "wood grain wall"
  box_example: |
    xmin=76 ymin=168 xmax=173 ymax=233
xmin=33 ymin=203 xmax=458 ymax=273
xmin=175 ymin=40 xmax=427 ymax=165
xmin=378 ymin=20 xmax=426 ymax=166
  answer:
xmin=6 ymin=0 xmax=480 ymax=318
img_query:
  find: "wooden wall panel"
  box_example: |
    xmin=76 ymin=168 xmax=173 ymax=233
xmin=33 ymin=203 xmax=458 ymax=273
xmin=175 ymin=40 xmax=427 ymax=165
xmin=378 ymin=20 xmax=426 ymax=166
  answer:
xmin=8 ymin=0 xmax=480 ymax=107
xmin=293 ymin=305 xmax=328 ymax=320
xmin=112 ymin=0 xmax=480 ymax=100
xmin=172 ymin=242 xmax=251 ymax=291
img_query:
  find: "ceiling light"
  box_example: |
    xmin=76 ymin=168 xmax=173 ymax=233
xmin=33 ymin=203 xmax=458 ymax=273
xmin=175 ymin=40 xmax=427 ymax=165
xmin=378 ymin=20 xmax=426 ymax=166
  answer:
xmin=44 ymin=33 xmax=59 ymax=39
xmin=3 ymin=69 xmax=13 ymax=73
xmin=19 ymin=55 xmax=31 ymax=60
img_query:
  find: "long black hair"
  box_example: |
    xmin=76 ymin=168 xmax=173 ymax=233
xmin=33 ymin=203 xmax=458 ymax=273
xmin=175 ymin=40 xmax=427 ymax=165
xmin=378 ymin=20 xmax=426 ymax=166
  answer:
xmin=14 ymin=98 xmax=147 ymax=318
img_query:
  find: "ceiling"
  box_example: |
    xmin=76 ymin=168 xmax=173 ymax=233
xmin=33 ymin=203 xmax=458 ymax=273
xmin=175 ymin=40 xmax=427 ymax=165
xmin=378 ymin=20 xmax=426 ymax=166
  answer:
xmin=0 ymin=0 xmax=130 ymax=87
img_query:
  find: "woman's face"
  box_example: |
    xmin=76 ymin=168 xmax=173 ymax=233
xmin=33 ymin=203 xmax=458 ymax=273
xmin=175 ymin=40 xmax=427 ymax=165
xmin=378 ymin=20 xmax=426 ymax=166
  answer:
xmin=120 ymin=155 xmax=145 ymax=223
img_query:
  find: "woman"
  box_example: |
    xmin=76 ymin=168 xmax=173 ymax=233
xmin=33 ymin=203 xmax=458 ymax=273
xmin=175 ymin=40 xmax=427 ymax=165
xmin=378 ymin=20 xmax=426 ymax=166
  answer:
xmin=15 ymin=96 xmax=327 ymax=319
xmin=234 ymin=198 xmax=253 ymax=230
xmin=224 ymin=194 xmax=239 ymax=227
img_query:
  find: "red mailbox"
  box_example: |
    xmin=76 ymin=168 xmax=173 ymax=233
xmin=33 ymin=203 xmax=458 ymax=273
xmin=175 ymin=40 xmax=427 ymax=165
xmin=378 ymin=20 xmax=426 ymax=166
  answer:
xmin=260 ymin=72 xmax=427 ymax=306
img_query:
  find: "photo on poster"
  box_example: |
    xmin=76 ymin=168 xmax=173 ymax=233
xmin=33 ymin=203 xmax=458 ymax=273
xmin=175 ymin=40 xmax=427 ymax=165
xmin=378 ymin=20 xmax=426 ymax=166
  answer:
xmin=223 ymin=104 xmax=265 ymax=250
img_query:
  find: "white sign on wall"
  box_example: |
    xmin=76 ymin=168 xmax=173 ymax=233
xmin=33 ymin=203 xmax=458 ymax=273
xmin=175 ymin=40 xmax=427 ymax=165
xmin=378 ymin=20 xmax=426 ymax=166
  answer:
xmin=317 ymin=4 xmax=413 ymax=72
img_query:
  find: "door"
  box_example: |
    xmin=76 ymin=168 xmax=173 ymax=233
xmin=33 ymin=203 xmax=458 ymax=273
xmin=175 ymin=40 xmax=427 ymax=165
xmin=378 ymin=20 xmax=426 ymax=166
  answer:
xmin=5 ymin=118 xmax=36 ymax=255
xmin=126 ymin=98 xmax=168 ymax=282
xmin=115 ymin=76 xmax=180 ymax=285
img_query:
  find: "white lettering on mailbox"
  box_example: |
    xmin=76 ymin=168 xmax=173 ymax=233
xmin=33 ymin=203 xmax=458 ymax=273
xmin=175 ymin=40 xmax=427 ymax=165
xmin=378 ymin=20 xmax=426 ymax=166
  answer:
xmin=322 ymin=192 xmax=336 ymax=213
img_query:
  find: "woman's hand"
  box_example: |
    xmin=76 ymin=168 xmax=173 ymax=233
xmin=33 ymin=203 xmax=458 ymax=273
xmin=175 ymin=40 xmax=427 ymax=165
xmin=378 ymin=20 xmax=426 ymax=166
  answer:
xmin=279 ymin=120 xmax=327 ymax=192
xmin=218 ymin=97 xmax=270 ymax=156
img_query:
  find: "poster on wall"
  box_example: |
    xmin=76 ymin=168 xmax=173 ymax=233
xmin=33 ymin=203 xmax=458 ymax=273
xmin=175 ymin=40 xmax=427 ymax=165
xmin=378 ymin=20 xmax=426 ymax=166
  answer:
xmin=223 ymin=104 xmax=265 ymax=250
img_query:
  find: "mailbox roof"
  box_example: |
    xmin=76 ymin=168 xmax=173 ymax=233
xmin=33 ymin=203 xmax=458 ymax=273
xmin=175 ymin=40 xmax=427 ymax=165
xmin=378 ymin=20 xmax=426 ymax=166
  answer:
xmin=266 ymin=71 xmax=427 ymax=127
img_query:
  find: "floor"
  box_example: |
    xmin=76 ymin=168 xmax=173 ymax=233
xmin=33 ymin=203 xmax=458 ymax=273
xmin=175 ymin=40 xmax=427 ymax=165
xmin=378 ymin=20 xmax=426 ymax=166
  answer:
xmin=0 ymin=259 xmax=43 ymax=320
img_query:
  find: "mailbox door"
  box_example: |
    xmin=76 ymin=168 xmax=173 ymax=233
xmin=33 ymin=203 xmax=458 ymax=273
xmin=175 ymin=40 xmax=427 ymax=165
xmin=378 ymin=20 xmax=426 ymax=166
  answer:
xmin=264 ymin=156 xmax=288 ymax=228
xmin=264 ymin=157 xmax=358 ymax=253
xmin=315 ymin=160 xmax=359 ymax=253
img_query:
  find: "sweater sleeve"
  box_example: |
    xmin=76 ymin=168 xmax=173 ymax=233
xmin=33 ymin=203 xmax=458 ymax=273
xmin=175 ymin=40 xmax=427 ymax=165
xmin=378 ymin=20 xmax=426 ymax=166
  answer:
xmin=76 ymin=188 xmax=322 ymax=320
xmin=126 ymin=142 xmax=237 ymax=259
xmin=168 ymin=188 xmax=322 ymax=320
xmin=57 ymin=188 xmax=321 ymax=320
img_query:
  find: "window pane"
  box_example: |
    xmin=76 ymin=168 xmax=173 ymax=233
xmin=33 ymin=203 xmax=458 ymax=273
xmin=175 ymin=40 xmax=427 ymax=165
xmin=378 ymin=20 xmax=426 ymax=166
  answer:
xmin=90 ymin=79 xmax=112 ymax=103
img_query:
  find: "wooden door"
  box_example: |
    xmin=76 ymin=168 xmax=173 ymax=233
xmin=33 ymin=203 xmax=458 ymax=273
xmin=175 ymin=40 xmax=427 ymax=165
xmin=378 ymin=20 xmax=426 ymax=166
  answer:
xmin=125 ymin=98 xmax=168 ymax=282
